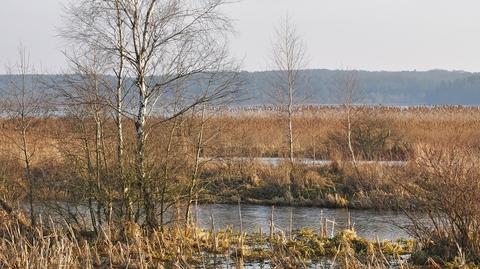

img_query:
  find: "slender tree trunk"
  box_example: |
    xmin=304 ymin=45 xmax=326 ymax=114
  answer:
xmin=94 ymin=111 xmax=103 ymax=229
xmin=98 ymin=121 xmax=113 ymax=226
xmin=114 ymin=0 xmax=131 ymax=223
xmin=347 ymin=108 xmax=356 ymax=165
xmin=287 ymin=85 xmax=294 ymax=166
xmin=186 ymin=103 xmax=206 ymax=227
xmin=287 ymin=72 xmax=295 ymax=197
xmin=160 ymin=116 xmax=181 ymax=229
xmin=136 ymin=78 xmax=157 ymax=230
xmin=81 ymin=121 xmax=98 ymax=234
xmin=117 ymin=89 xmax=131 ymax=221
xmin=117 ymin=86 xmax=131 ymax=222
xmin=346 ymin=106 xmax=361 ymax=178
xmin=21 ymin=127 xmax=35 ymax=227
xmin=92 ymin=69 xmax=104 ymax=230
xmin=116 ymin=82 xmax=129 ymax=219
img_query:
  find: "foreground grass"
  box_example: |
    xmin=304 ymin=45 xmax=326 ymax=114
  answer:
xmin=0 ymin=217 xmax=414 ymax=269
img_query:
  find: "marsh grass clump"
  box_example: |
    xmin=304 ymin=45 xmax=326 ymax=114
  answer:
xmin=260 ymin=228 xmax=413 ymax=267
xmin=0 ymin=218 xmax=415 ymax=269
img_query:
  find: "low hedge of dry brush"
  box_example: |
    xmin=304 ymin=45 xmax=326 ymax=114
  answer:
xmin=0 ymin=218 xmax=413 ymax=269
xmin=401 ymin=146 xmax=480 ymax=266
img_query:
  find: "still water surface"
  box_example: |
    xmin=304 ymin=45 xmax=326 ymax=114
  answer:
xmin=36 ymin=202 xmax=411 ymax=240
xmin=195 ymin=204 xmax=411 ymax=240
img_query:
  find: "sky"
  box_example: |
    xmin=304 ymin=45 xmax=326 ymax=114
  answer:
xmin=1 ymin=0 xmax=480 ymax=73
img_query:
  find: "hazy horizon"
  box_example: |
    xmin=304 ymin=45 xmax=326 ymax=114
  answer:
xmin=2 ymin=0 xmax=480 ymax=73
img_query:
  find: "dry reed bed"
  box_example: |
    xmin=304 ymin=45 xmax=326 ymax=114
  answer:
xmin=2 ymin=106 xmax=476 ymax=208
xmin=202 ymin=106 xmax=480 ymax=159
xmin=1 ymin=106 xmax=479 ymax=164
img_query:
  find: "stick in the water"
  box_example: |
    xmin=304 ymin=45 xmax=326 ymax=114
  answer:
xmin=270 ymin=205 xmax=275 ymax=240
xmin=238 ymin=198 xmax=243 ymax=235
xmin=289 ymin=208 xmax=293 ymax=240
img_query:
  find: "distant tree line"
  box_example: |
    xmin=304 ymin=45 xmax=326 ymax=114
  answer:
xmin=1 ymin=69 xmax=480 ymax=106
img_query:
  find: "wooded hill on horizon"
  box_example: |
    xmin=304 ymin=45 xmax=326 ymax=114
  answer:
xmin=1 ymin=69 xmax=479 ymax=106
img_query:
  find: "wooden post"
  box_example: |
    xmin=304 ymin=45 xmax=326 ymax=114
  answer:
xmin=270 ymin=205 xmax=275 ymax=240
xmin=289 ymin=208 xmax=293 ymax=240
xmin=259 ymin=226 xmax=263 ymax=245
xmin=319 ymin=210 xmax=324 ymax=238
xmin=347 ymin=210 xmax=352 ymax=230
xmin=210 ymin=211 xmax=218 ymax=253
xmin=238 ymin=198 xmax=244 ymax=256
xmin=331 ymin=218 xmax=336 ymax=238
xmin=323 ymin=218 xmax=328 ymax=238
xmin=238 ymin=198 xmax=243 ymax=235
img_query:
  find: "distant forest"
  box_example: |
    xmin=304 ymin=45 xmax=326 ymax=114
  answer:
xmin=240 ymin=69 xmax=480 ymax=105
xmin=1 ymin=69 xmax=479 ymax=106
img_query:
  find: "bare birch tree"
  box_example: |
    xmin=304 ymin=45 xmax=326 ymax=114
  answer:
xmin=269 ymin=15 xmax=307 ymax=200
xmin=110 ymin=0 xmax=131 ymax=222
xmin=1 ymin=46 xmax=49 ymax=227
xmin=61 ymin=0 xmax=239 ymax=230
xmin=335 ymin=70 xmax=362 ymax=173
xmin=270 ymin=15 xmax=307 ymax=167
xmin=54 ymin=46 xmax=113 ymax=234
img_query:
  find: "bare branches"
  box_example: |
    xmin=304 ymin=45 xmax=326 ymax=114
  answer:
xmin=335 ymin=70 xmax=362 ymax=168
xmin=270 ymin=15 xmax=307 ymax=105
xmin=403 ymin=146 xmax=480 ymax=262
xmin=335 ymin=70 xmax=363 ymax=109
xmin=270 ymin=15 xmax=308 ymax=167
xmin=0 ymin=45 xmax=50 ymax=227
xmin=60 ymin=0 xmax=239 ymax=230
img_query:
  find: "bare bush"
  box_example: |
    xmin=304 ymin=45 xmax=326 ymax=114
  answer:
xmin=404 ymin=146 xmax=480 ymax=264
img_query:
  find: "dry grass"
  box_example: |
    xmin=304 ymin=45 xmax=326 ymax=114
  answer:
xmin=200 ymin=106 xmax=480 ymax=160
xmin=0 ymin=106 xmax=477 ymax=208
xmin=1 ymin=106 xmax=478 ymax=167
xmin=200 ymin=159 xmax=411 ymax=209
xmin=1 ymin=106 xmax=479 ymax=267
xmin=0 ymin=216 xmax=412 ymax=269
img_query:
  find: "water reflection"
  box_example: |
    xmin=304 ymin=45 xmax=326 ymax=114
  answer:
xmin=34 ymin=202 xmax=411 ymax=240
xmin=195 ymin=204 xmax=411 ymax=240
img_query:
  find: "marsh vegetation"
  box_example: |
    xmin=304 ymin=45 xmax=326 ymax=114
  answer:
xmin=1 ymin=0 xmax=480 ymax=268
xmin=0 ymin=105 xmax=479 ymax=267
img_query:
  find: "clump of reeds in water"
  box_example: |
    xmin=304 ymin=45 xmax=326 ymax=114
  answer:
xmin=0 ymin=212 xmax=414 ymax=269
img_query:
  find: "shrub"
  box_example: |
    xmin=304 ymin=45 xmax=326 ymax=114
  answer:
xmin=404 ymin=146 xmax=480 ymax=264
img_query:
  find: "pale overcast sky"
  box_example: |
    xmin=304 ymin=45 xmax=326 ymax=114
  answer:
xmin=1 ymin=0 xmax=480 ymax=73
